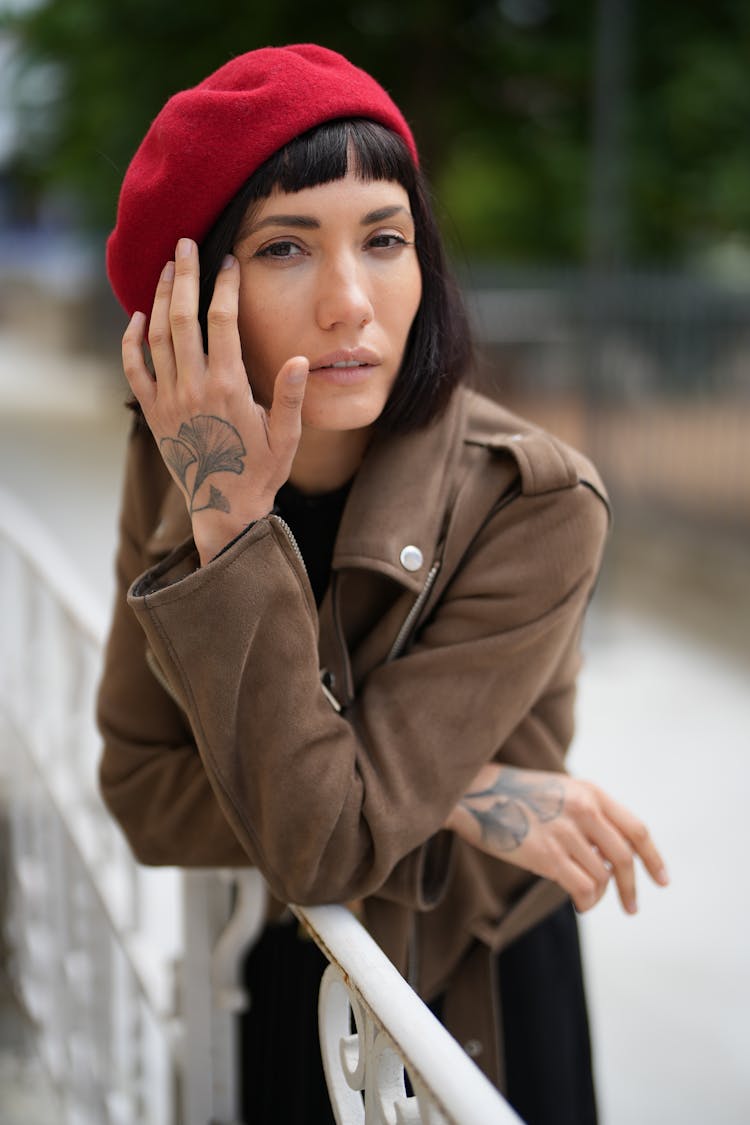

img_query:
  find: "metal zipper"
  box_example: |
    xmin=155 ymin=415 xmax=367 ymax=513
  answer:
xmin=271 ymin=514 xmax=308 ymax=575
xmin=385 ymin=558 xmax=441 ymax=663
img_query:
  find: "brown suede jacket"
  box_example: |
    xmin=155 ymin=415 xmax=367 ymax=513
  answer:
xmin=97 ymin=385 xmax=609 ymax=1089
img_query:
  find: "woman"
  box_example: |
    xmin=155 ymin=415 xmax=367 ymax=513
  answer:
xmin=98 ymin=44 xmax=668 ymax=1124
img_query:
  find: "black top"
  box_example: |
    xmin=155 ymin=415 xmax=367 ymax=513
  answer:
xmin=274 ymin=478 xmax=352 ymax=606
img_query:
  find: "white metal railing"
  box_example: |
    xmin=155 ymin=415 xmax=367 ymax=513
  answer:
xmin=0 ymin=485 xmax=518 ymax=1124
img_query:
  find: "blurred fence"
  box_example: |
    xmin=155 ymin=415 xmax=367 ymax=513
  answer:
xmin=468 ymin=270 xmax=750 ymax=533
xmin=0 ymin=486 xmax=515 ymax=1125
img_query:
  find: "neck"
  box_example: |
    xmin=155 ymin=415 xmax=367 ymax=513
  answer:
xmin=288 ymin=425 xmax=372 ymax=494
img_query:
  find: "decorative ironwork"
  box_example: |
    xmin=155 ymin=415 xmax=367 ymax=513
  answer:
xmin=1 ymin=487 xmax=518 ymax=1124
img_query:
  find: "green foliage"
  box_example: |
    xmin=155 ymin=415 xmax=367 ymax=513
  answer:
xmin=4 ymin=0 xmax=750 ymax=266
xmin=627 ymin=0 xmax=750 ymax=261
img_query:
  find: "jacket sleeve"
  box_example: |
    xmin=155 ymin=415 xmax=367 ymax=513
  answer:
xmin=117 ymin=461 xmax=609 ymax=907
xmin=97 ymin=427 xmax=446 ymax=896
xmin=97 ymin=424 xmax=250 ymax=866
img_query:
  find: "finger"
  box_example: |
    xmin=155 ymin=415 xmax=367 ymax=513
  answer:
xmin=577 ymin=807 xmax=638 ymax=913
xmin=553 ymin=854 xmax=602 ymax=913
xmin=267 ymin=356 xmax=309 ymax=456
xmin=564 ymin=828 xmax=612 ymax=900
xmin=122 ymin=312 xmax=157 ymax=410
xmin=147 ymin=260 xmax=179 ymax=384
xmin=597 ymin=790 xmax=670 ymax=889
xmin=206 ymin=254 xmax=245 ymax=379
xmin=169 ymin=238 xmax=205 ymax=374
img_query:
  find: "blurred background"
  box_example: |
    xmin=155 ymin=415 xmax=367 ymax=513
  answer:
xmin=0 ymin=0 xmax=748 ymax=1122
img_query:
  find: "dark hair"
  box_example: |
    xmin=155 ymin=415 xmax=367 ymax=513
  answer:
xmin=198 ymin=119 xmax=473 ymax=432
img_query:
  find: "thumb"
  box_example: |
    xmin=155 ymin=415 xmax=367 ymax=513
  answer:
xmin=267 ymin=355 xmax=308 ymax=451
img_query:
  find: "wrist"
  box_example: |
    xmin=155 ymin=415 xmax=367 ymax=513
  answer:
xmin=193 ymin=507 xmax=272 ymax=565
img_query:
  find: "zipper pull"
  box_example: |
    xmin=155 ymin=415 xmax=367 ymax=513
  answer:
xmin=320 ymin=668 xmax=342 ymax=713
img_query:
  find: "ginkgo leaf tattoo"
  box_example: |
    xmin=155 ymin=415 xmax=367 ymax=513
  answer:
xmin=461 ymin=767 xmax=565 ymax=853
xmin=470 ymin=798 xmax=529 ymax=850
xmin=160 ymin=414 xmax=246 ymax=514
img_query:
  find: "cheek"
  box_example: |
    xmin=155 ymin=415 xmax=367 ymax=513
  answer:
xmin=393 ymin=257 xmax=422 ymax=308
xmin=237 ymin=290 xmax=287 ymax=366
xmin=383 ymin=265 xmax=422 ymax=334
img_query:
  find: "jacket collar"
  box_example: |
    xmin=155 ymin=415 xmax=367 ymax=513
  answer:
xmin=332 ymin=388 xmax=468 ymax=594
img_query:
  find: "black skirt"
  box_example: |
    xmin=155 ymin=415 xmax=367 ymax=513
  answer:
xmin=240 ymin=900 xmax=597 ymax=1125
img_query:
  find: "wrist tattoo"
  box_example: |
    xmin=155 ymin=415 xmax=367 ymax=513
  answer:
xmin=460 ymin=767 xmax=565 ymax=853
xmin=160 ymin=415 xmax=245 ymax=514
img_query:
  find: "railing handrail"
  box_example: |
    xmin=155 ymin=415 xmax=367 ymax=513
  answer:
xmin=1 ymin=485 xmax=517 ymax=1123
xmin=0 ymin=484 xmax=107 ymax=647
xmin=294 ymin=903 xmax=520 ymax=1123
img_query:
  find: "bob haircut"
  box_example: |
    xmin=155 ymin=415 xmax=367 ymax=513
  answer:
xmin=197 ymin=119 xmax=473 ymax=433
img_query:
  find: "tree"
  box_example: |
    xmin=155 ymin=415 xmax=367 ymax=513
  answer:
xmin=1 ymin=0 xmax=595 ymax=262
xmin=4 ymin=0 xmax=750 ymax=267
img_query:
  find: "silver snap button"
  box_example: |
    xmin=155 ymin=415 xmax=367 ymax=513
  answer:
xmin=510 ymin=432 xmax=524 ymax=442
xmin=464 ymin=1038 xmax=483 ymax=1058
xmin=399 ymin=545 xmax=423 ymax=572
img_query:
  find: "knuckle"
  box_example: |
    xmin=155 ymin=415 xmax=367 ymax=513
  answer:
xmin=122 ymin=355 xmax=139 ymax=380
xmin=174 ymin=385 xmax=200 ymax=415
xmin=573 ymin=877 xmax=596 ymax=912
xmin=148 ymin=325 xmax=168 ymax=349
xmin=568 ymin=788 xmax=594 ymax=819
xmin=539 ymin=838 xmax=564 ymax=876
xmin=207 ymin=373 xmax=232 ymax=399
xmin=608 ymin=842 xmax=634 ymax=872
xmin=169 ymin=306 xmax=195 ymax=332
xmin=594 ymin=869 xmax=610 ymax=894
xmin=630 ymin=820 xmax=650 ymax=847
xmin=277 ymin=391 xmax=304 ymax=413
xmin=207 ymin=304 xmax=235 ymax=330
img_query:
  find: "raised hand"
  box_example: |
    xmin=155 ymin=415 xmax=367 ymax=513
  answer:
xmin=445 ymin=763 xmax=669 ymax=915
xmin=122 ymin=238 xmax=309 ymax=563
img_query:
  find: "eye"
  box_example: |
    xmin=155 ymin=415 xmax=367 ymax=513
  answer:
xmin=255 ymin=240 xmax=305 ymax=259
xmin=367 ymin=232 xmax=411 ymax=251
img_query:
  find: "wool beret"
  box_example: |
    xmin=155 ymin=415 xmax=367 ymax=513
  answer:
xmin=106 ymin=44 xmax=418 ymax=317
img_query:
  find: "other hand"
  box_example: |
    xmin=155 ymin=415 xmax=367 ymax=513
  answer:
xmin=445 ymin=763 xmax=669 ymax=914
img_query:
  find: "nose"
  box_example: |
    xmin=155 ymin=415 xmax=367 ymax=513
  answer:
xmin=315 ymin=253 xmax=374 ymax=331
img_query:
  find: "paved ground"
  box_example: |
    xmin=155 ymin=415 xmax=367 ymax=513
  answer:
xmin=1 ymin=327 xmax=749 ymax=1123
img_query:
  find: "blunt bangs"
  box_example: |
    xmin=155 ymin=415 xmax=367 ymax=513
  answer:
xmin=245 ymin=119 xmax=419 ymax=200
xmin=198 ymin=120 xmax=472 ymax=433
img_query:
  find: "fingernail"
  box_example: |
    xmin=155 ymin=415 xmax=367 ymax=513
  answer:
xmin=626 ymin=899 xmax=638 ymax=914
xmin=657 ymin=867 xmax=670 ymax=885
xmin=161 ymin=261 xmax=175 ymax=282
xmin=130 ymin=310 xmax=146 ymax=328
xmin=220 ymin=254 xmax=236 ymax=270
xmin=176 ymin=238 xmax=193 ymax=259
xmin=287 ymin=358 xmax=309 ymax=384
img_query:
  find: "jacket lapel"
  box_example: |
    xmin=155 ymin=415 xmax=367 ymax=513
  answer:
xmin=318 ymin=391 xmax=468 ymax=703
xmin=332 ymin=389 xmax=468 ymax=593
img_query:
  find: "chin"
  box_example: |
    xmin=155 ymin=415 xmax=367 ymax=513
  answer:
xmin=301 ymin=391 xmax=390 ymax=433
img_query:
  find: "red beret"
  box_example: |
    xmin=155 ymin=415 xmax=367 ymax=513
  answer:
xmin=106 ymin=44 xmax=418 ymax=317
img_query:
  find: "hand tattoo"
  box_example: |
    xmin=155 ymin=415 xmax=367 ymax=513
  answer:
xmin=160 ymin=415 xmax=245 ymax=514
xmin=461 ymin=767 xmax=565 ymax=853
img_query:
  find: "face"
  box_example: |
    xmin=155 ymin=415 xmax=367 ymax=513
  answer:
xmin=233 ymin=172 xmax=422 ymax=433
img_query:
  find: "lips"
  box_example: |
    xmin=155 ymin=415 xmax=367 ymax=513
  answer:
xmin=309 ymin=347 xmax=382 ymax=371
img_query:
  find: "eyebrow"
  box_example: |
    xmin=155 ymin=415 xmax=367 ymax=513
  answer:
xmin=244 ymin=204 xmax=412 ymax=237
